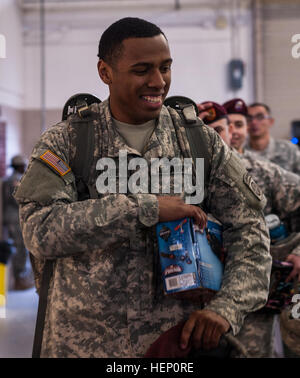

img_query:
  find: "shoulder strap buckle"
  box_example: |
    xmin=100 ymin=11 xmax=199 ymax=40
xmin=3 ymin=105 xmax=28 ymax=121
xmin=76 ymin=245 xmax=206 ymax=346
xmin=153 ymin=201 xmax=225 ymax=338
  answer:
xmin=181 ymin=104 xmax=198 ymax=125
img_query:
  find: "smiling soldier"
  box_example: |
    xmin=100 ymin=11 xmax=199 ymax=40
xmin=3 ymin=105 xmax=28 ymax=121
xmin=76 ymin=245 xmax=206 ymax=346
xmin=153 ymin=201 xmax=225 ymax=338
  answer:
xmin=14 ymin=17 xmax=271 ymax=358
xmin=245 ymin=103 xmax=300 ymax=175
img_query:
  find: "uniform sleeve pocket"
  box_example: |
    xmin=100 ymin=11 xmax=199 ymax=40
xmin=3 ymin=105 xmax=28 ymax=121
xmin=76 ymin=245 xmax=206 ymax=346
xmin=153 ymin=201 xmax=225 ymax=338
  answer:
xmin=216 ymin=151 xmax=266 ymax=211
xmin=14 ymin=158 xmax=77 ymax=205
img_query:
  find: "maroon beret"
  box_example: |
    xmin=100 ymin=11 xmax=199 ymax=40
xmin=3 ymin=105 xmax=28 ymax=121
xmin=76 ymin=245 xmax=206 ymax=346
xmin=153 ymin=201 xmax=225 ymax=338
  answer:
xmin=144 ymin=320 xmax=239 ymax=358
xmin=198 ymin=101 xmax=227 ymax=125
xmin=223 ymin=98 xmax=248 ymax=116
xmin=144 ymin=321 xmax=191 ymax=358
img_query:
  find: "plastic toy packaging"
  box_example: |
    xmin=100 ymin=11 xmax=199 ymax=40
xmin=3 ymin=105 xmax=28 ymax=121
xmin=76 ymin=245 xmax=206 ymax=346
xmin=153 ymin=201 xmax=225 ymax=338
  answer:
xmin=263 ymin=260 xmax=296 ymax=313
xmin=265 ymin=214 xmax=288 ymax=244
xmin=156 ymin=214 xmax=225 ymax=296
xmin=263 ymin=213 xmax=299 ymax=312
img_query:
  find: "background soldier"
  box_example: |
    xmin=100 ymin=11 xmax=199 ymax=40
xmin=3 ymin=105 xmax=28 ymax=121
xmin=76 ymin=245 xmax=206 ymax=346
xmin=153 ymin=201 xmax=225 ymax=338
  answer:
xmin=2 ymin=155 xmax=34 ymax=290
xmin=245 ymin=103 xmax=300 ymax=175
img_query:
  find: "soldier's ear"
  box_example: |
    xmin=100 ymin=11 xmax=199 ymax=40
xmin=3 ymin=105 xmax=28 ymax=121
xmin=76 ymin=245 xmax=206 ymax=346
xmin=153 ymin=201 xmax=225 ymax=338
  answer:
xmin=228 ymin=123 xmax=233 ymax=135
xmin=97 ymin=60 xmax=112 ymax=85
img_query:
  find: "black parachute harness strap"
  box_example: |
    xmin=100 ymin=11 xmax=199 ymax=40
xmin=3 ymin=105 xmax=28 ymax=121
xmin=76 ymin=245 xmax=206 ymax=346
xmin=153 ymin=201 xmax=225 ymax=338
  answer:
xmin=32 ymin=257 xmax=54 ymax=358
xmin=63 ymin=93 xmax=102 ymax=201
xmin=164 ymin=96 xmax=211 ymax=187
xmin=32 ymin=93 xmax=101 ymax=358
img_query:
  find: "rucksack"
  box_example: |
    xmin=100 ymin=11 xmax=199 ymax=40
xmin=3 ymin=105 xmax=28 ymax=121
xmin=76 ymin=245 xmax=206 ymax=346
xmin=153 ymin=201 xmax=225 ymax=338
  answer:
xmin=32 ymin=93 xmax=212 ymax=358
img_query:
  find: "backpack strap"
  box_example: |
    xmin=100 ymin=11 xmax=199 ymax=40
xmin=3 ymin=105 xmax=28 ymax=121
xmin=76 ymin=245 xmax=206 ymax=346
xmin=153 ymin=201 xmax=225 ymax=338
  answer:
xmin=32 ymin=259 xmax=54 ymax=358
xmin=165 ymin=97 xmax=211 ymax=190
xmin=61 ymin=93 xmax=101 ymax=121
xmin=69 ymin=114 xmax=98 ymax=200
xmin=66 ymin=94 xmax=101 ymax=201
xmin=179 ymin=103 xmax=211 ymax=186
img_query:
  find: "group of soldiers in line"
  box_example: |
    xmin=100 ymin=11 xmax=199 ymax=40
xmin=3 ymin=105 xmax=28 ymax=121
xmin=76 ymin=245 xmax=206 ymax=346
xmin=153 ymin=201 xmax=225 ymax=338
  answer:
xmin=195 ymin=97 xmax=300 ymax=357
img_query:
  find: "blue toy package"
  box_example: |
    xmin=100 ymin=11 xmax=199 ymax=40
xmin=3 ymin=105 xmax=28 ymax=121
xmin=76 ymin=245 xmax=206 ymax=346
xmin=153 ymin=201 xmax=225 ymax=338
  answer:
xmin=156 ymin=218 xmax=200 ymax=294
xmin=194 ymin=217 xmax=224 ymax=292
xmin=156 ymin=215 xmax=224 ymax=295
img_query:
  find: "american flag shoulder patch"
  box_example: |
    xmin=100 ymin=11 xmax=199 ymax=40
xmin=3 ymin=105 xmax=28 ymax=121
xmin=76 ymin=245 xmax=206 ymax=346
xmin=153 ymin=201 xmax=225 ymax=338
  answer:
xmin=40 ymin=150 xmax=71 ymax=176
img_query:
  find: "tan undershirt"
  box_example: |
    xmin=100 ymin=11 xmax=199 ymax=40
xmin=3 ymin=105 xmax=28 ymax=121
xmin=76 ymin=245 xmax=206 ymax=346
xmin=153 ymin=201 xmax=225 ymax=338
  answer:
xmin=113 ymin=118 xmax=156 ymax=154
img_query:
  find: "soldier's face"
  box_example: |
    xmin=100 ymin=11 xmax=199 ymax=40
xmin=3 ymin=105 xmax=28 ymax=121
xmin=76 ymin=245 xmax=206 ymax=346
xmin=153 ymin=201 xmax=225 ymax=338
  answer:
xmin=228 ymin=113 xmax=248 ymax=151
xmin=208 ymin=118 xmax=232 ymax=146
xmin=247 ymin=105 xmax=274 ymax=138
xmin=99 ymin=34 xmax=172 ymax=124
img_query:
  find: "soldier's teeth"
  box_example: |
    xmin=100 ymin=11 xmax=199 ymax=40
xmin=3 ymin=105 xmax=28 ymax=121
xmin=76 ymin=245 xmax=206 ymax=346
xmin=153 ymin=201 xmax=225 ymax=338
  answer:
xmin=142 ymin=96 xmax=161 ymax=103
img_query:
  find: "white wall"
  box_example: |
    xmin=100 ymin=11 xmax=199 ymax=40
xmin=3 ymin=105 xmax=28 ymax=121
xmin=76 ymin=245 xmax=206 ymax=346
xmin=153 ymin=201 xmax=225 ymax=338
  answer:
xmin=166 ymin=24 xmax=253 ymax=104
xmin=0 ymin=0 xmax=25 ymax=171
xmin=22 ymin=2 xmax=254 ymax=110
xmin=262 ymin=3 xmax=300 ymax=139
xmin=0 ymin=0 xmax=24 ymax=108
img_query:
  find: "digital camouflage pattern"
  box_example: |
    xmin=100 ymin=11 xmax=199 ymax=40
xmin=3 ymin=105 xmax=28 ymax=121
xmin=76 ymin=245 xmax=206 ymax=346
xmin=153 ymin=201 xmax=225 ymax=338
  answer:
xmin=233 ymin=312 xmax=282 ymax=358
xmin=241 ymin=150 xmax=300 ymax=258
xmin=280 ymin=306 xmax=300 ymax=357
xmin=232 ymin=150 xmax=300 ymax=357
xmin=244 ymin=137 xmax=300 ymax=176
xmin=14 ymin=100 xmax=271 ymax=357
xmin=241 ymin=150 xmax=300 ymax=220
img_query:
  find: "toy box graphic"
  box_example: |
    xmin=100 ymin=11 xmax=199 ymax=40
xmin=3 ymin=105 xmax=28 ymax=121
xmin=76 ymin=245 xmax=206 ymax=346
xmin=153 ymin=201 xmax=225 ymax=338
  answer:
xmin=194 ymin=218 xmax=224 ymax=292
xmin=156 ymin=218 xmax=200 ymax=294
xmin=156 ymin=215 xmax=224 ymax=295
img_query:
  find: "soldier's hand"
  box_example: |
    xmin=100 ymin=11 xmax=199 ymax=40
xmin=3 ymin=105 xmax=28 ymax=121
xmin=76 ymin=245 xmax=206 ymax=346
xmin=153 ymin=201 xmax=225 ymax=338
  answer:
xmin=285 ymin=254 xmax=300 ymax=282
xmin=158 ymin=196 xmax=207 ymax=229
xmin=197 ymin=102 xmax=213 ymax=120
xmin=180 ymin=309 xmax=230 ymax=351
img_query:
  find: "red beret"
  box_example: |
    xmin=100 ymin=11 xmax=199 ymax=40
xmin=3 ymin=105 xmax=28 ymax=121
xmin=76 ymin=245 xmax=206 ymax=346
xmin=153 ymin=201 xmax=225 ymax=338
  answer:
xmin=198 ymin=101 xmax=227 ymax=125
xmin=223 ymin=98 xmax=248 ymax=116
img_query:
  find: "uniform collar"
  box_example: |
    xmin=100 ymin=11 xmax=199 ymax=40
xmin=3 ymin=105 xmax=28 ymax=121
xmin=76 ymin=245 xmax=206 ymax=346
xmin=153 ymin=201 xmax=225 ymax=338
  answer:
xmin=102 ymin=100 xmax=177 ymax=160
xmin=245 ymin=136 xmax=275 ymax=156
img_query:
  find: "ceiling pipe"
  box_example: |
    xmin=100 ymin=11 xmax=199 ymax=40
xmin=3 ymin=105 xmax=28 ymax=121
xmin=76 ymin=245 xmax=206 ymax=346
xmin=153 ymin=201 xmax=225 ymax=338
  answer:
xmin=20 ymin=0 xmax=217 ymax=12
xmin=40 ymin=0 xmax=46 ymax=133
xmin=252 ymin=0 xmax=264 ymax=102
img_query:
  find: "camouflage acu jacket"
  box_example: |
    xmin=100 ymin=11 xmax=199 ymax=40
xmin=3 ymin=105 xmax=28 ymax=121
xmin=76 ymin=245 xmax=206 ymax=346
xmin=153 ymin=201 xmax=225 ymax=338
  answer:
xmin=240 ymin=150 xmax=300 ymax=257
xmin=14 ymin=100 xmax=271 ymax=357
xmin=240 ymin=150 xmax=300 ymax=219
xmin=244 ymin=137 xmax=300 ymax=176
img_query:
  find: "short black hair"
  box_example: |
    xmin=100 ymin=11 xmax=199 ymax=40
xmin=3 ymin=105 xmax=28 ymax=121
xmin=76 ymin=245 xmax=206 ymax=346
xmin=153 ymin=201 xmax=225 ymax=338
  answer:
xmin=248 ymin=102 xmax=271 ymax=115
xmin=98 ymin=17 xmax=166 ymax=66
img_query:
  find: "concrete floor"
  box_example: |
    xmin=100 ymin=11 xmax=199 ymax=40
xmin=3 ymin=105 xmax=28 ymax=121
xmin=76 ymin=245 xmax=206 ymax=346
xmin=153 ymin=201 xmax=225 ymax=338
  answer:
xmin=0 ymin=287 xmax=38 ymax=358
